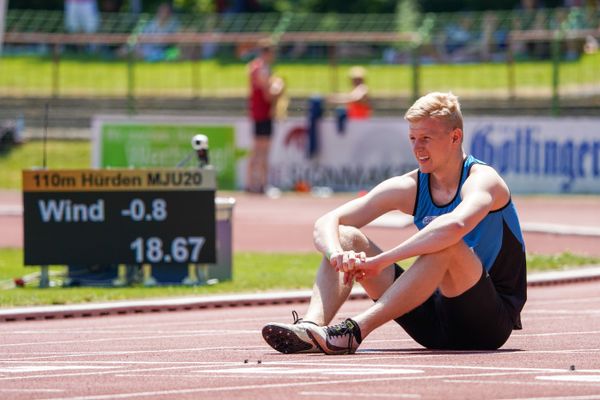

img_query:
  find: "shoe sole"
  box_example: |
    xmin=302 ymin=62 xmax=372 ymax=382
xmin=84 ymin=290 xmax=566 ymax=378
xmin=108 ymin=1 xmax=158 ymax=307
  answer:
xmin=262 ymin=324 xmax=317 ymax=354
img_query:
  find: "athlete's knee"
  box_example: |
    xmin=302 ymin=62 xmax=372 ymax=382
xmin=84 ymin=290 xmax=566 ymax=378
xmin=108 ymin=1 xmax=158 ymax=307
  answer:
xmin=338 ymin=225 xmax=370 ymax=252
xmin=419 ymin=240 xmax=472 ymax=265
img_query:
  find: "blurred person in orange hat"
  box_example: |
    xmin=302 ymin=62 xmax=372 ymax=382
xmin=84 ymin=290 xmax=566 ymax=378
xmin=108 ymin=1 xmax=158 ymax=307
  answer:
xmin=328 ymin=65 xmax=371 ymax=120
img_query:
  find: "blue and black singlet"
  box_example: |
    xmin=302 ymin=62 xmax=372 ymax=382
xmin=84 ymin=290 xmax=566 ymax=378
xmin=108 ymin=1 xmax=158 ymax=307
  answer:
xmin=412 ymin=155 xmax=527 ymax=328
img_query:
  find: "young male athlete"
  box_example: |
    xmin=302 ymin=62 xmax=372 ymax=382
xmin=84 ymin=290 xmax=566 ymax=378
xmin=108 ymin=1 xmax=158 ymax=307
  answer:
xmin=262 ymin=92 xmax=527 ymax=354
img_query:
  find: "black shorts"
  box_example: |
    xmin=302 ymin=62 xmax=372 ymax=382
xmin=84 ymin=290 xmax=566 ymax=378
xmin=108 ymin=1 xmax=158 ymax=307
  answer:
xmin=254 ymin=120 xmax=273 ymax=138
xmin=391 ymin=265 xmax=514 ymax=350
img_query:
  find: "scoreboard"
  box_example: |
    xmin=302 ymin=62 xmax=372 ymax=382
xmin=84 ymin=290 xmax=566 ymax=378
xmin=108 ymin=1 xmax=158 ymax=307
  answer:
xmin=22 ymin=169 xmax=216 ymax=266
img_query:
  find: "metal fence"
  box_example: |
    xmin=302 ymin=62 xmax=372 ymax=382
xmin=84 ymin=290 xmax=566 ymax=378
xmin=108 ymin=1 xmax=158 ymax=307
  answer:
xmin=1 ymin=8 xmax=599 ymax=115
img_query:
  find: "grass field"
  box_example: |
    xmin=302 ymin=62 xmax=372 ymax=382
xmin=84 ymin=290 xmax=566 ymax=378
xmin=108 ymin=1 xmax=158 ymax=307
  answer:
xmin=1 ymin=53 xmax=599 ymax=97
xmin=0 ymin=140 xmax=91 ymax=189
xmin=0 ymin=251 xmax=322 ymax=307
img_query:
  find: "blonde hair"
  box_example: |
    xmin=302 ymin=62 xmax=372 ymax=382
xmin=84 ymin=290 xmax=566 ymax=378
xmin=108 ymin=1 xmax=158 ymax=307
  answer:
xmin=404 ymin=92 xmax=463 ymax=130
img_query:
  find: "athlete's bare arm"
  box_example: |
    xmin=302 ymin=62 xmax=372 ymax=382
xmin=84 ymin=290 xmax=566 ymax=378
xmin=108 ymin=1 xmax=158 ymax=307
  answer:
xmin=313 ymin=170 xmax=418 ymax=269
xmin=354 ymin=164 xmax=510 ymax=276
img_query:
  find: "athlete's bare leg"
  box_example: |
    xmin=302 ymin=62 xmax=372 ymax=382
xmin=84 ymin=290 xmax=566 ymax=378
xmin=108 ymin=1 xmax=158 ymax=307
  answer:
xmin=352 ymin=241 xmax=483 ymax=338
xmin=303 ymin=226 xmax=396 ymax=325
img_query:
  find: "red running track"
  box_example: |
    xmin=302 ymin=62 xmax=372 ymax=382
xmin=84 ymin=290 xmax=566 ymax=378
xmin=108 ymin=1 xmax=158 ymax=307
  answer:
xmin=0 ymin=280 xmax=599 ymax=400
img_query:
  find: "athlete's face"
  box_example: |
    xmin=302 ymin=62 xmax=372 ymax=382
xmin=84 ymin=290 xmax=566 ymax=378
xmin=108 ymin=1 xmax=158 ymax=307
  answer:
xmin=408 ymin=118 xmax=460 ymax=174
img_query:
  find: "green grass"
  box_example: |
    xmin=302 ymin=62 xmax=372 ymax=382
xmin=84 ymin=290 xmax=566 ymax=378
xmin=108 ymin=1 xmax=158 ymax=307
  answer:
xmin=0 ymin=140 xmax=91 ymax=189
xmin=0 ymin=251 xmax=326 ymax=307
xmin=1 ymin=53 xmax=599 ymax=97
xmin=0 ymin=249 xmax=598 ymax=308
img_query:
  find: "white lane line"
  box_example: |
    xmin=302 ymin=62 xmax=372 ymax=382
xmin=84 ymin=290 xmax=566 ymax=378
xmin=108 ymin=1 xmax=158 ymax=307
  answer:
xmin=5 ymin=358 xmax=597 ymax=374
xmin=512 ymin=330 xmax=600 ymax=338
xmin=113 ymin=373 xmax=331 ymax=380
xmin=505 ymin=349 xmax=600 ymax=357
xmin=1 ymin=316 xmax=272 ymax=334
xmin=0 ymin=331 xmax=259 ymax=348
xmin=4 ymin=329 xmax=262 ymax=335
xmin=529 ymin=296 xmax=600 ymax=306
xmin=443 ymin=378 xmax=600 ymax=387
xmin=0 ymin=389 xmax=65 ymax=393
xmin=35 ymin=370 xmax=556 ymax=400
xmin=526 ymin=310 xmax=600 ymax=315
xmin=536 ymin=375 xmax=600 ymax=383
xmin=266 ymin=360 xmax=600 ymax=374
xmin=0 ymin=345 xmax=265 ymax=361
xmin=0 ymin=360 xmax=245 ymax=366
xmin=500 ymin=394 xmax=600 ymax=400
xmin=300 ymin=391 xmax=420 ymax=398
xmin=0 ymin=364 xmax=206 ymax=382
xmin=0 ymin=366 xmax=116 ymax=373
xmin=206 ymin=366 xmax=423 ymax=376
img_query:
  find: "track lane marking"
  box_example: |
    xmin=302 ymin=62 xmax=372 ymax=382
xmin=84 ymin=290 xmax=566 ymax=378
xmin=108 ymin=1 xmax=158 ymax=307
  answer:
xmin=443 ymin=378 xmax=599 ymax=386
xmin=0 ymin=331 xmax=261 ymax=348
xmin=299 ymin=391 xmax=420 ymax=398
xmin=536 ymin=375 xmax=600 ymax=383
xmin=34 ymin=370 xmax=562 ymax=400
xmin=0 ymin=345 xmax=265 ymax=362
xmin=500 ymin=394 xmax=600 ymax=400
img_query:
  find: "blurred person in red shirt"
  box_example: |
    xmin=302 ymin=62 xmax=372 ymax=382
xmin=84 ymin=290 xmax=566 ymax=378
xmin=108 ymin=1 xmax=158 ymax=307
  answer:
xmin=246 ymin=39 xmax=283 ymax=193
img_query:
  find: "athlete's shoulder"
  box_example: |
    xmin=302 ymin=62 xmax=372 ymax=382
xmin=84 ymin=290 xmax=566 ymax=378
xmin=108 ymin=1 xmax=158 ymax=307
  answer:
xmin=464 ymin=158 xmax=511 ymax=207
xmin=367 ymin=169 xmax=418 ymax=216
xmin=380 ymin=169 xmax=418 ymax=189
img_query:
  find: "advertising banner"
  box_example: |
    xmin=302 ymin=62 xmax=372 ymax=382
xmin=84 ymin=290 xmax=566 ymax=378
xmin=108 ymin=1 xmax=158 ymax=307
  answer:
xmin=92 ymin=116 xmax=240 ymax=190
xmin=465 ymin=117 xmax=600 ymax=193
xmin=92 ymin=115 xmax=600 ymax=194
xmin=262 ymin=116 xmax=600 ymax=194
xmin=268 ymin=118 xmax=417 ymax=191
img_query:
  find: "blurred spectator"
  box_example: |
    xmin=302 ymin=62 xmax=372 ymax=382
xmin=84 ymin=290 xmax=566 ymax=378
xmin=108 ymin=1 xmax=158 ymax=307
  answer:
xmin=552 ymin=7 xmax=587 ymax=60
xmin=64 ymin=0 xmax=100 ymax=34
xmin=218 ymin=0 xmax=260 ymax=14
xmin=512 ymin=0 xmax=551 ymax=59
xmin=64 ymin=0 xmax=100 ymax=53
xmin=479 ymin=12 xmax=509 ymax=62
xmin=141 ymin=3 xmax=180 ymax=61
xmin=134 ymin=2 xmax=180 ymax=61
xmin=584 ymin=35 xmax=599 ymax=54
xmin=99 ymin=0 xmax=123 ymax=12
xmin=328 ymin=66 xmax=371 ymax=120
xmin=441 ymin=15 xmax=481 ymax=62
xmin=246 ymin=39 xmax=283 ymax=193
xmin=129 ymin=0 xmax=142 ymax=15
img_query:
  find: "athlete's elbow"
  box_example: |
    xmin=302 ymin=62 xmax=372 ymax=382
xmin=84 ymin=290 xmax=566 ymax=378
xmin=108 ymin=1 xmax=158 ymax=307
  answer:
xmin=313 ymin=213 xmax=333 ymax=242
xmin=443 ymin=217 xmax=469 ymax=237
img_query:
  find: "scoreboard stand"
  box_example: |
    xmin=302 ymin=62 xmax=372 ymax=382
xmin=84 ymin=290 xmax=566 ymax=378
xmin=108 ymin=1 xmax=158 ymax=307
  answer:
xmin=22 ymin=168 xmax=233 ymax=287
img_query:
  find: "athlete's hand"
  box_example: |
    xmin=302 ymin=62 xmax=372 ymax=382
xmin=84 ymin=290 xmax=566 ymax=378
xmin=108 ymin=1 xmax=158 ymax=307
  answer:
xmin=329 ymin=250 xmax=366 ymax=273
xmin=345 ymin=256 xmax=383 ymax=284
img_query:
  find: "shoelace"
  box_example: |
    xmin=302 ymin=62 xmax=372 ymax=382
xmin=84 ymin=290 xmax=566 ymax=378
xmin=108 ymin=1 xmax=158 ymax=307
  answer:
xmin=325 ymin=320 xmax=355 ymax=339
xmin=292 ymin=310 xmax=304 ymax=324
xmin=291 ymin=310 xmax=317 ymax=326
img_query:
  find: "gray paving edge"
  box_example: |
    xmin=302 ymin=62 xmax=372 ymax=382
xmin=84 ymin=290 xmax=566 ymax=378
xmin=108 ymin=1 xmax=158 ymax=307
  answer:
xmin=1 ymin=265 xmax=600 ymax=323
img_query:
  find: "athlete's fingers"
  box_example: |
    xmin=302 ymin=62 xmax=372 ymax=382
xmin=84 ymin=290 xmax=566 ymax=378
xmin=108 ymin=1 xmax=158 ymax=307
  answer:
xmin=328 ymin=251 xmax=342 ymax=271
xmin=343 ymin=271 xmax=352 ymax=285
